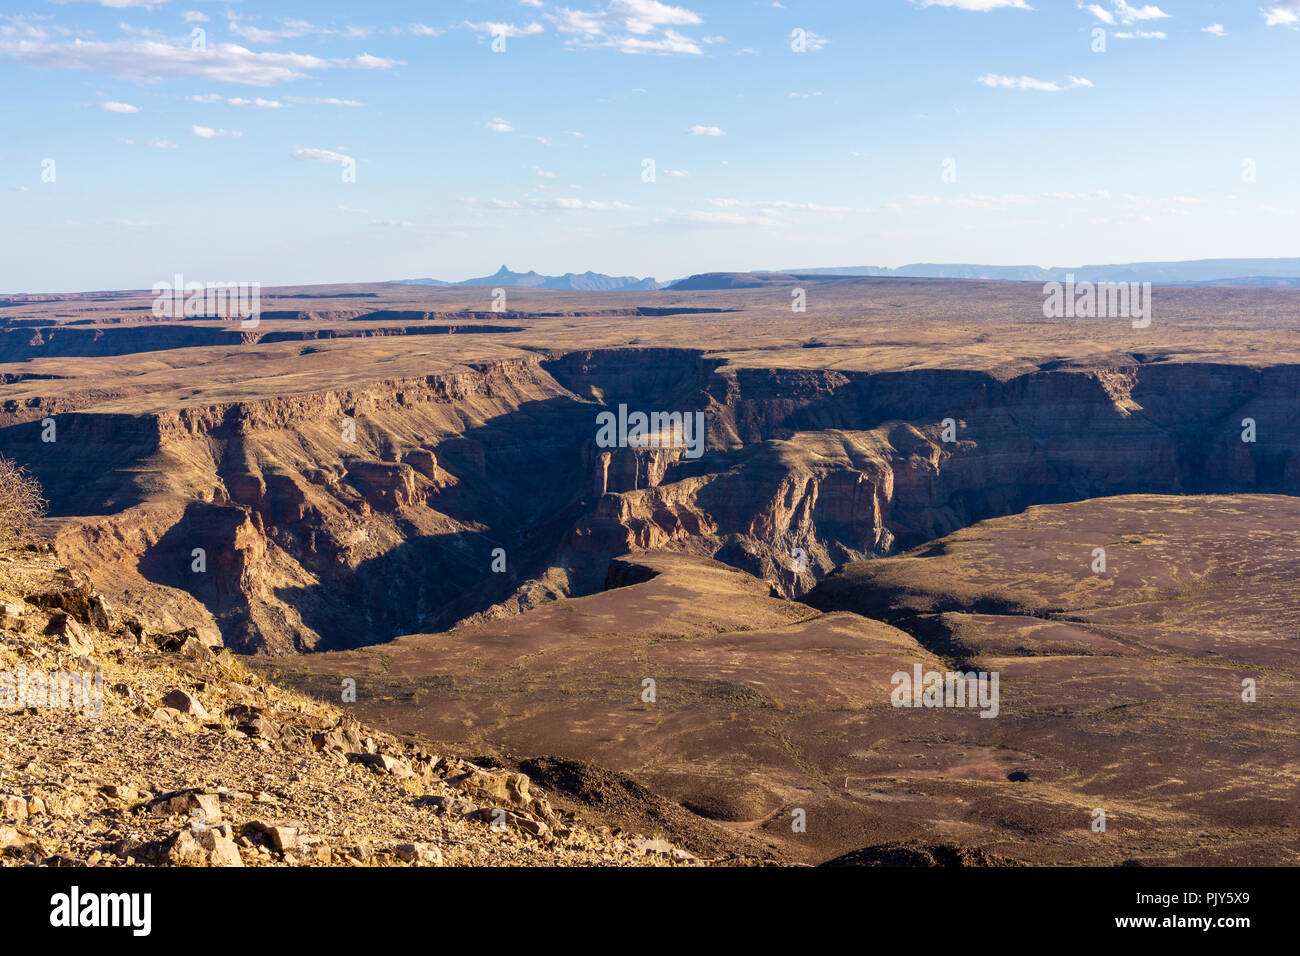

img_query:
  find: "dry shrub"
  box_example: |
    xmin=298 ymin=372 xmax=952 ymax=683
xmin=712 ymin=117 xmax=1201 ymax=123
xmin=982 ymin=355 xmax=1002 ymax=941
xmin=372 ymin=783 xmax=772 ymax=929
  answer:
xmin=0 ymin=456 xmax=46 ymax=541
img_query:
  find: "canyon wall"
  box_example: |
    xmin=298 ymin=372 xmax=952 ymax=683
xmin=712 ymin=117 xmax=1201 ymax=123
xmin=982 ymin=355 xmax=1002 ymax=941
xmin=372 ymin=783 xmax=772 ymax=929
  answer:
xmin=2 ymin=348 xmax=1296 ymax=654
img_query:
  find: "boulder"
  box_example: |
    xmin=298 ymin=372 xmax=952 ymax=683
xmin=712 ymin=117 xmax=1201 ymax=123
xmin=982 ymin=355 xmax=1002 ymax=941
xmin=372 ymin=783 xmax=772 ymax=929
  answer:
xmin=161 ymin=689 xmax=209 ymax=718
xmin=45 ymin=613 xmax=93 ymax=655
xmin=449 ymin=769 xmax=532 ymax=807
xmin=246 ymin=820 xmax=304 ymax=852
xmin=169 ymin=825 xmax=243 ymax=867
xmin=147 ymin=790 xmax=222 ymax=823
xmin=348 ymin=752 xmax=416 ymax=779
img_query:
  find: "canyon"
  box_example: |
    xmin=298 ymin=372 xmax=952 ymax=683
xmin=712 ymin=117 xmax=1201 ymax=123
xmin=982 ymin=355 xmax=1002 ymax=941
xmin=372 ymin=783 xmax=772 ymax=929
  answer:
xmin=1 ymin=276 xmax=1297 ymax=864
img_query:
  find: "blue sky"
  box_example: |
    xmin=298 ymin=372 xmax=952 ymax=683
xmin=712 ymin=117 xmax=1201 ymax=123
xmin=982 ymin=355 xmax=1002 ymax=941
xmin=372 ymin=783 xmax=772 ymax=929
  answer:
xmin=1 ymin=0 xmax=1298 ymax=291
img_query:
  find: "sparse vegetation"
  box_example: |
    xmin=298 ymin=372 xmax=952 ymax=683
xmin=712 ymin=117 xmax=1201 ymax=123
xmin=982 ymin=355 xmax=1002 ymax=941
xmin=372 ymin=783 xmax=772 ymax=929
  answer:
xmin=0 ymin=456 xmax=45 ymax=542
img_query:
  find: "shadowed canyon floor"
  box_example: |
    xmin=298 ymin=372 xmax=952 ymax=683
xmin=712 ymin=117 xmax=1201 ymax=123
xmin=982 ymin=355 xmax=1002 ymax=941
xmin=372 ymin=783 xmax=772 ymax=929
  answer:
xmin=2 ymin=279 xmax=1298 ymax=865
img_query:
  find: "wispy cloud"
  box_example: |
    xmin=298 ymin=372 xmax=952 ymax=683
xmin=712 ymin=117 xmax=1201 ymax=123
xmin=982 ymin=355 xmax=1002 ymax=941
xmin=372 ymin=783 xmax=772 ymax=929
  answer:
xmin=0 ymin=37 xmax=401 ymax=86
xmin=100 ymin=100 xmax=139 ymax=113
xmin=190 ymin=124 xmax=242 ymax=138
xmin=292 ymin=147 xmax=353 ymax=163
xmin=548 ymin=1 xmax=707 ymax=55
xmin=687 ymin=124 xmax=725 ymax=135
xmin=977 ymin=74 xmax=1093 ymax=91
xmin=227 ymin=16 xmax=370 ymax=44
xmin=911 ymin=1 xmax=1031 ymax=9
xmin=1081 ymin=2 xmax=1171 ymax=26
xmin=192 ymin=94 xmax=284 ymax=108
xmin=464 ymin=21 xmax=545 ymax=38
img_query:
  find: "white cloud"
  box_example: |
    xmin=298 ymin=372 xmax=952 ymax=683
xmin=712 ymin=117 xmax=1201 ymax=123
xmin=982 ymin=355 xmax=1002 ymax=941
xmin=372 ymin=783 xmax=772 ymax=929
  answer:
xmin=485 ymin=117 xmax=514 ymax=132
xmin=182 ymin=12 xmax=208 ymax=24
xmin=190 ymin=124 xmax=241 ymax=138
xmin=554 ymin=198 xmax=636 ymax=210
xmin=192 ymin=93 xmax=284 ymax=108
xmin=663 ymin=169 xmax=688 ymax=177
xmin=0 ymin=37 xmax=396 ymax=86
xmin=465 ymin=21 xmax=545 ymax=38
xmin=1113 ymin=1 xmax=1170 ymax=23
xmin=1084 ymin=1 xmax=1171 ymax=25
xmin=288 ymin=96 xmax=366 ymax=107
xmin=101 ymin=100 xmax=139 ymax=113
xmin=547 ymin=1 xmax=706 ymax=55
xmin=687 ymin=124 xmax=725 ymax=135
xmin=977 ymin=74 xmax=1093 ymax=91
xmin=531 ymin=165 xmax=557 ymax=178
xmin=1201 ymin=24 xmax=1227 ymax=36
xmin=409 ymin=24 xmax=443 ymax=36
xmin=911 ymin=0 xmax=1031 ymax=9
xmin=292 ymin=147 xmax=353 ymax=163
xmin=61 ymin=0 xmax=165 ymax=7
xmin=1044 ymin=190 xmax=1111 ymax=200
xmin=1082 ymin=4 xmax=1115 ymax=24
xmin=148 ymin=137 xmax=178 ymax=149
xmin=227 ymin=16 xmax=371 ymax=43
xmin=1264 ymin=2 xmax=1300 ymax=28
xmin=1114 ymin=30 xmax=1165 ymax=39
xmin=346 ymin=53 xmax=401 ymax=69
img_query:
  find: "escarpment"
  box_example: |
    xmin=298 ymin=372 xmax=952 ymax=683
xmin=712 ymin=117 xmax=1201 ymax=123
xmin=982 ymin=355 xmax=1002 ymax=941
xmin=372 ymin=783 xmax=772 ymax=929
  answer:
xmin=3 ymin=344 xmax=1298 ymax=655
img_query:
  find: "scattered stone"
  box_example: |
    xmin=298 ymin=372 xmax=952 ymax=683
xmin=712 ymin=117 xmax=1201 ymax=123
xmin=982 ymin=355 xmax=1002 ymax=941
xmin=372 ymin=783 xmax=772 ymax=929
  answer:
xmin=45 ymin=612 xmax=93 ymax=655
xmin=101 ymin=784 xmax=147 ymax=803
xmin=239 ymin=715 xmax=281 ymax=740
xmin=169 ymin=825 xmax=243 ymax=867
xmin=1 ymin=795 xmax=28 ymax=824
xmin=394 ymin=842 xmax=443 ymax=866
xmin=348 ymin=752 xmax=416 ymax=779
xmin=161 ymin=688 xmax=209 ymax=718
xmin=246 ymin=820 xmax=304 ymax=852
xmin=419 ymin=794 xmax=478 ymax=817
xmin=0 ymin=825 xmax=32 ymax=849
xmin=146 ymin=789 xmax=222 ymax=823
xmin=632 ymin=837 xmax=696 ymax=863
xmin=178 ymin=637 xmax=215 ymax=663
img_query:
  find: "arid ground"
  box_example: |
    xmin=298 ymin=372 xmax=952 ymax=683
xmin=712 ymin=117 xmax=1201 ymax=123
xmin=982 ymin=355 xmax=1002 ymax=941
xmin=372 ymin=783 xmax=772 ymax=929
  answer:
xmin=3 ymin=277 xmax=1298 ymax=865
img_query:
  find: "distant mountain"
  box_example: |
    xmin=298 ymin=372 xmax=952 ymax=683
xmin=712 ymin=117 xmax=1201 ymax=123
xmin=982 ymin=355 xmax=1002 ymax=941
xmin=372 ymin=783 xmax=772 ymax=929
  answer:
xmin=775 ymin=258 xmax=1300 ymax=285
xmin=395 ymin=265 xmax=661 ymax=291
xmin=669 ymin=272 xmax=810 ymax=290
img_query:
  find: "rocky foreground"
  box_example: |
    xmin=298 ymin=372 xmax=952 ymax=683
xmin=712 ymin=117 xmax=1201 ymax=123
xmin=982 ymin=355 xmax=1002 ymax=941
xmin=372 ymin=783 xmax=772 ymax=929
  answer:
xmin=0 ymin=538 xmax=698 ymax=867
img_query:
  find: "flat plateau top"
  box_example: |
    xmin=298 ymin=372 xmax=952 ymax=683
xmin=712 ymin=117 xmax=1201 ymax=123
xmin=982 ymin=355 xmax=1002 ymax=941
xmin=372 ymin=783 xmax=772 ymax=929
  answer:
xmin=2 ymin=277 xmax=1298 ymax=415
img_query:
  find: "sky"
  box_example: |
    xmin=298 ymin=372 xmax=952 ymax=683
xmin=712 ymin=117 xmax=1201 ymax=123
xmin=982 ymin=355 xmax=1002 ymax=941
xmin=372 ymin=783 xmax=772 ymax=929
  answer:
xmin=1 ymin=0 xmax=1298 ymax=292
